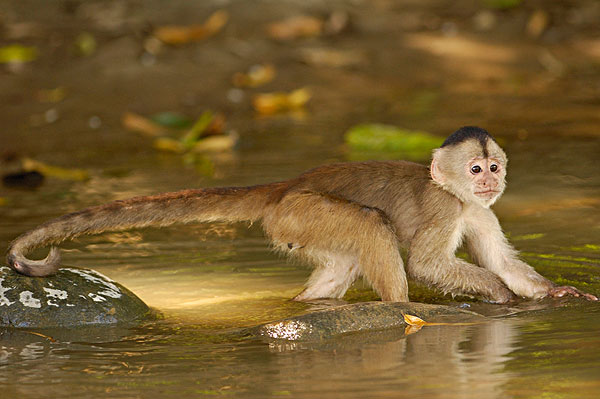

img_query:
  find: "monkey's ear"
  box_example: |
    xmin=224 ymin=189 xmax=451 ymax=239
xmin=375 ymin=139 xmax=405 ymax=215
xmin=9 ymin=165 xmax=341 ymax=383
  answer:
xmin=430 ymin=149 xmax=446 ymax=185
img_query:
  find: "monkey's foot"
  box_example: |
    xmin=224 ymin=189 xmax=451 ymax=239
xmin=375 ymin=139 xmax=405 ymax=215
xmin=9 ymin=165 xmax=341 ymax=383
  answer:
xmin=548 ymin=286 xmax=598 ymax=301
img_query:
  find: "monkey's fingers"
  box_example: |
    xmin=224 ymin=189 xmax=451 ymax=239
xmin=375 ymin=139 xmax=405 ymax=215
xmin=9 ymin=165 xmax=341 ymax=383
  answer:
xmin=548 ymin=286 xmax=598 ymax=301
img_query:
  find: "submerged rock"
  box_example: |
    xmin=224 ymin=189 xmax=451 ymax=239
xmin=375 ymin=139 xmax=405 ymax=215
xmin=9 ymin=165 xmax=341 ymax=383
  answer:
xmin=0 ymin=266 xmax=150 ymax=328
xmin=255 ymin=301 xmax=486 ymax=341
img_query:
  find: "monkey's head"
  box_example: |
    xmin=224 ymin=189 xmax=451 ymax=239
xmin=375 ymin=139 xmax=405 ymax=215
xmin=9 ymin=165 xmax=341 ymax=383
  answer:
xmin=430 ymin=126 xmax=507 ymax=208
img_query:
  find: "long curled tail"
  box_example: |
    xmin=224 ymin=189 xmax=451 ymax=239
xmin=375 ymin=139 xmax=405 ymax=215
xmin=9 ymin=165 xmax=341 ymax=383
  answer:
xmin=7 ymin=183 xmax=282 ymax=277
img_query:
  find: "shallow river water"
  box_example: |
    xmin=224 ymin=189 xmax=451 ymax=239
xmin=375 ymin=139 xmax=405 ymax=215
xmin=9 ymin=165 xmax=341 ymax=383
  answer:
xmin=1 ymin=1 xmax=600 ymax=398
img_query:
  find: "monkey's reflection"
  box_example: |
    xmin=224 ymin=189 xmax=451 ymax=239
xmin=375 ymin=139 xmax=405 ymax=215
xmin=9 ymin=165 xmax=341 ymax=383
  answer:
xmin=267 ymin=320 xmax=518 ymax=398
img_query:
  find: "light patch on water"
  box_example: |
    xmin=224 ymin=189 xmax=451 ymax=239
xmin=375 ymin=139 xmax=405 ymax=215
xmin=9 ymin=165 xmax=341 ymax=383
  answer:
xmin=19 ymin=291 xmax=41 ymax=308
xmin=0 ymin=278 xmax=15 ymax=307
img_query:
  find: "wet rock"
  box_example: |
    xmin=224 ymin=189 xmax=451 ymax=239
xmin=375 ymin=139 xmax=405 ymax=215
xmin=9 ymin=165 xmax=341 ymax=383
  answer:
xmin=0 ymin=266 xmax=150 ymax=328
xmin=255 ymin=301 xmax=486 ymax=341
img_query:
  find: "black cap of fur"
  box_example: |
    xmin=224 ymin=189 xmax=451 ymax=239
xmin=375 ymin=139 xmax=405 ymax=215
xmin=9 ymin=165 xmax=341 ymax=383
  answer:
xmin=441 ymin=126 xmax=496 ymax=157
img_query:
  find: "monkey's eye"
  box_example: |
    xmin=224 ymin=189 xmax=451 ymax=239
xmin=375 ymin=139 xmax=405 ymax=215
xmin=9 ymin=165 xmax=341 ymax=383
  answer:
xmin=470 ymin=165 xmax=482 ymax=174
xmin=490 ymin=164 xmax=498 ymax=172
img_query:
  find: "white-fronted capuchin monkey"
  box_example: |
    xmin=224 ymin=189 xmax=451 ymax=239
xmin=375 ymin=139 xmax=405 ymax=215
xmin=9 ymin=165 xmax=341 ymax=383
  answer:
xmin=6 ymin=126 xmax=597 ymax=303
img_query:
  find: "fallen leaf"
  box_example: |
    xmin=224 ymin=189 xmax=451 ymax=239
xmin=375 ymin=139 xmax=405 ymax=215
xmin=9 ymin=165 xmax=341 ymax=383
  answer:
xmin=74 ymin=32 xmax=97 ymax=56
xmin=122 ymin=112 xmax=168 ymax=137
xmin=253 ymin=88 xmax=311 ymax=115
xmin=153 ymin=137 xmax=185 ymax=153
xmin=345 ymin=124 xmax=443 ymax=155
xmin=154 ymin=10 xmax=228 ymax=45
xmin=0 ymin=44 xmax=37 ymax=64
xmin=192 ymin=133 xmax=237 ymax=153
xmin=22 ymin=158 xmax=89 ymax=181
xmin=267 ymin=16 xmax=323 ymax=40
xmin=527 ymin=10 xmax=549 ymax=38
xmin=403 ymin=313 xmax=427 ymax=327
xmin=233 ymin=64 xmax=276 ymax=88
xmin=150 ymin=111 xmax=194 ymax=129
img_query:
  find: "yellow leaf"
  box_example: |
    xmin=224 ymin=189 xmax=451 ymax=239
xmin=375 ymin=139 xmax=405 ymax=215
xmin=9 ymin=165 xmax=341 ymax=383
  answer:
xmin=0 ymin=45 xmax=37 ymax=63
xmin=122 ymin=112 xmax=168 ymax=137
xmin=403 ymin=313 xmax=428 ymax=327
xmin=153 ymin=137 xmax=185 ymax=153
xmin=154 ymin=10 xmax=228 ymax=45
xmin=252 ymin=88 xmax=311 ymax=115
xmin=233 ymin=64 xmax=276 ymax=88
xmin=267 ymin=16 xmax=323 ymax=40
xmin=192 ymin=134 xmax=237 ymax=153
xmin=22 ymin=158 xmax=89 ymax=181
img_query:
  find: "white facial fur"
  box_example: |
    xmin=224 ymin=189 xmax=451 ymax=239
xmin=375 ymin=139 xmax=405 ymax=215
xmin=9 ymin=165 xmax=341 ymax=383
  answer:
xmin=430 ymin=138 xmax=507 ymax=208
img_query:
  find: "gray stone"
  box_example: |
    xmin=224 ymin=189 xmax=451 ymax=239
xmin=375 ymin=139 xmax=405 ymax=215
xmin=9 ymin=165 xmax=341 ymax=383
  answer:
xmin=0 ymin=266 xmax=150 ymax=328
xmin=254 ymin=301 xmax=486 ymax=341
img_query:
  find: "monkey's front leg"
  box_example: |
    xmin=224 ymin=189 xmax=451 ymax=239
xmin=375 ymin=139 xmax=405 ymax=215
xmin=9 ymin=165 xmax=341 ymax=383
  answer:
xmin=464 ymin=209 xmax=598 ymax=301
xmin=407 ymin=225 xmax=515 ymax=303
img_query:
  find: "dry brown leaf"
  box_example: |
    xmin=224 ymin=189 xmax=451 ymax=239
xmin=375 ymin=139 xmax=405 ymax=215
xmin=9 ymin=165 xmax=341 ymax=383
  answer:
xmin=267 ymin=16 xmax=323 ymax=40
xmin=122 ymin=112 xmax=168 ymax=137
xmin=253 ymin=88 xmax=311 ymax=115
xmin=154 ymin=10 xmax=228 ymax=45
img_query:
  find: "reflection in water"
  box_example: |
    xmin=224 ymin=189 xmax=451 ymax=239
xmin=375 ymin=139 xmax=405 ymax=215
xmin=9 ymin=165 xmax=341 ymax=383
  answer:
xmin=0 ymin=317 xmax=521 ymax=399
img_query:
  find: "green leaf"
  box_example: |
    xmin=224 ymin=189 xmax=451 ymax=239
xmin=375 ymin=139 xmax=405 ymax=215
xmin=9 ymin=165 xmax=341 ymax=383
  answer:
xmin=344 ymin=124 xmax=443 ymax=154
xmin=0 ymin=45 xmax=37 ymax=64
xmin=180 ymin=111 xmax=214 ymax=149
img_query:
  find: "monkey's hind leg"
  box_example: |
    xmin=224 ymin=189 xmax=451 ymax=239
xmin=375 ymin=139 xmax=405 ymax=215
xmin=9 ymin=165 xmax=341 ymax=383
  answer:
xmin=293 ymin=251 xmax=360 ymax=301
xmin=263 ymin=191 xmax=409 ymax=302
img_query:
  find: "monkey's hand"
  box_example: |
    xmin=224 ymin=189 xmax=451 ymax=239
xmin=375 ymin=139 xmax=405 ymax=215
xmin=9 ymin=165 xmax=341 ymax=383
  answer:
xmin=548 ymin=286 xmax=598 ymax=301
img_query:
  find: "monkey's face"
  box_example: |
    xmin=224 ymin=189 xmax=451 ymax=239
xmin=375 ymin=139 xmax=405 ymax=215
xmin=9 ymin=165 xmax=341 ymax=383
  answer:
xmin=430 ymin=138 xmax=507 ymax=208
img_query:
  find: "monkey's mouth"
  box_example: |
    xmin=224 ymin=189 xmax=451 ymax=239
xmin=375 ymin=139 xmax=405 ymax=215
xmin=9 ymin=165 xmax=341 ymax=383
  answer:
xmin=475 ymin=190 xmax=498 ymax=197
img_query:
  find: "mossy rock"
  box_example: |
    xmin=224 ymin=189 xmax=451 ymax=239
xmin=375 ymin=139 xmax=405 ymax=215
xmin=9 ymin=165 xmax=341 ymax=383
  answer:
xmin=0 ymin=266 xmax=150 ymax=328
xmin=255 ymin=301 xmax=486 ymax=341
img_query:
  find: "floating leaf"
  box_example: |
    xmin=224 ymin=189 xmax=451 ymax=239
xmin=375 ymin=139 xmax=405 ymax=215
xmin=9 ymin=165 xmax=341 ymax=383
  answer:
xmin=154 ymin=10 xmax=228 ymax=45
xmin=233 ymin=64 xmax=276 ymax=88
xmin=22 ymin=158 xmax=89 ymax=181
xmin=192 ymin=134 xmax=237 ymax=153
xmin=345 ymin=124 xmax=443 ymax=154
xmin=150 ymin=111 xmax=194 ymax=129
xmin=122 ymin=112 xmax=168 ymax=137
xmin=74 ymin=32 xmax=97 ymax=56
xmin=0 ymin=44 xmax=37 ymax=64
xmin=267 ymin=16 xmax=323 ymax=40
xmin=253 ymin=88 xmax=311 ymax=115
xmin=153 ymin=137 xmax=185 ymax=153
xmin=181 ymin=111 xmax=215 ymax=148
